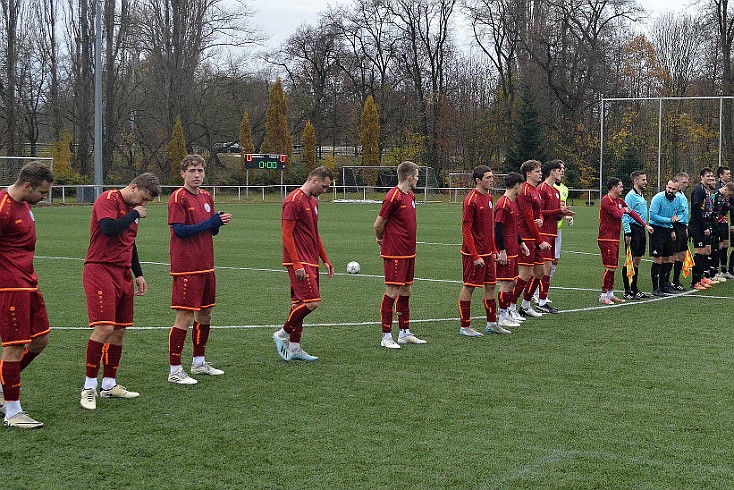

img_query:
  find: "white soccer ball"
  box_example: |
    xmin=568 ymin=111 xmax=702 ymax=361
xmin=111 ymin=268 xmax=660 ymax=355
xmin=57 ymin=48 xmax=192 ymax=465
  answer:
xmin=346 ymin=261 xmax=361 ymax=274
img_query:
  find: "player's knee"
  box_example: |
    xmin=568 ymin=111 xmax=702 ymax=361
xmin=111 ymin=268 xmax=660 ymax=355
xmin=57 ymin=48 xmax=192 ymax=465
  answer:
xmin=306 ymin=301 xmax=320 ymax=311
xmin=29 ymin=334 xmax=48 ymax=353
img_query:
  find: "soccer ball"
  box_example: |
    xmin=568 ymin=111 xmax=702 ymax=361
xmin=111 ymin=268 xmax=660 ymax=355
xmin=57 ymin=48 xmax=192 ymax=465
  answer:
xmin=346 ymin=261 xmax=361 ymax=274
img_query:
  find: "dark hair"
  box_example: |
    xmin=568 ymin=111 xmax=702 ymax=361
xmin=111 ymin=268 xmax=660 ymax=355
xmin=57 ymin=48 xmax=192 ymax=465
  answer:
xmin=505 ymin=172 xmax=523 ymax=188
xmin=131 ymin=172 xmax=161 ymax=198
xmin=179 ymin=154 xmax=206 ymax=172
xmin=541 ymin=160 xmax=562 ymax=178
xmin=519 ymin=159 xmax=541 ymax=179
xmin=472 ymin=165 xmax=492 ymax=184
xmin=308 ymin=166 xmax=332 ymax=180
xmin=700 ymin=167 xmax=713 ymax=178
xmin=16 ymin=161 xmax=54 ymax=187
xmin=717 ymin=165 xmax=730 ymax=178
xmin=630 ymin=170 xmax=646 ymax=181
xmin=607 ymin=177 xmax=622 ymax=190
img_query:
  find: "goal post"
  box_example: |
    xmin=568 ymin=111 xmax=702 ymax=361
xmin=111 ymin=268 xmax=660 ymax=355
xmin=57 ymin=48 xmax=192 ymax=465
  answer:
xmin=339 ymin=165 xmax=439 ymax=202
xmin=0 ymin=156 xmax=54 ymax=185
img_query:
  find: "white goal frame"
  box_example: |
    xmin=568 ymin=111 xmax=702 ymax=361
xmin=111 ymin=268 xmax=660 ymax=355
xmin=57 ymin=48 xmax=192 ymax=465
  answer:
xmin=340 ymin=165 xmax=439 ymax=202
xmin=0 ymin=156 xmax=54 ymax=185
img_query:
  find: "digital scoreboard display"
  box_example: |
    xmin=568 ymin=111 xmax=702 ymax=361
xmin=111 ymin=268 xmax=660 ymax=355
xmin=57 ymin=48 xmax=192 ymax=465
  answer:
xmin=244 ymin=154 xmax=287 ymax=170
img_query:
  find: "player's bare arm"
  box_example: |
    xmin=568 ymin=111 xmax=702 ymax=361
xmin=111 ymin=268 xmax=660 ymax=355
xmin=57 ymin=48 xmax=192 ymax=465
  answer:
xmin=374 ymin=215 xmax=387 ymax=247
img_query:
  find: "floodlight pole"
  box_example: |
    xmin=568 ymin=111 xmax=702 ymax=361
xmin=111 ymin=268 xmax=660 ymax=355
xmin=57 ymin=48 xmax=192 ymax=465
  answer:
xmin=599 ymin=98 xmax=604 ymax=198
xmin=719 ymin=97 xmax=724 ymax=168
xmin=94 ymin=0 xmax=103 ymax=198
xmin=657 ymin=98 xmax=662 ymax=191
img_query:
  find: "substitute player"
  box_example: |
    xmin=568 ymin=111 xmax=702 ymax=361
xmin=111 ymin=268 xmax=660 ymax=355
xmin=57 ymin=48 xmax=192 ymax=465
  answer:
xmin=458 ymin=165 xmax=503 ymax=336
xmin=495 ymin=172 xmax=530 ymax=328
xmin=598 ymin=177 xmax=652 ymax=304
xmin=80 ymin=173 xmax=160 ymax=410
xmin=688 ymin=168 xmax=716 ymax=289
xmin=0 ymin=162 xmax=53 ymax=428
xmin=622 ymin=171 xmax=651 ymax=299
xmin=536 ymin=160 xmax=574 ymax=313
xmin=374 ymin=161 xmax=427 ymax=349
xmin=551 ymin=161 xmax=571 ymax=293
xmin=167 ymin=155 xmax=231 ymax=385
xmin=272 ymin=166 xmax=334 ymax=361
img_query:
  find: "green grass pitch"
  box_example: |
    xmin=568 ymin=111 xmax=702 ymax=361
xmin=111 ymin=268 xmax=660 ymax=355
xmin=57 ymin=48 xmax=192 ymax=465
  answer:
xmin=3 ymin=199 xmax=734 ymax=488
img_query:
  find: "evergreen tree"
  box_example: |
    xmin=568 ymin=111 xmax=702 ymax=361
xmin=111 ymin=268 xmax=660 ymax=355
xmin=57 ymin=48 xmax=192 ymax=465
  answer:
xmin=504 ymin=86 xmax=546 ymax=173
xmin=239 ymin=111 xmax=256 ymax=179
xmin=360 ymin=95 xmax=380 ymax=167
xmin=260 ymin=78 xmax=292 ymax=163
xmin=301 ymin=120 xmax=317 ymax=171
xmin=167 ymin=116 xmax=188 ymax=182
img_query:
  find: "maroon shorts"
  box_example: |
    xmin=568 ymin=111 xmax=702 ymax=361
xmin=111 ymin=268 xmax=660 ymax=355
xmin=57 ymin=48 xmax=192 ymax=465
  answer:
xmin=598 ymin=240 xmax=620 ymax=269
xmin=287 ymin=264 xmax=321 ymax=303
xmin=0 ymin=290 xmax=50 ymax=346
xmin=171 ymin=272 xmax=216 ymax=311
xmin=462 ymin=254 xmax=496 ymax=287
xmin=518 ymin=239 xmax=536 ymax=266
xmin=496 ymin=256 xmax=519 ymax=282
xmin=83 ymin=263 xmax=134 ymax=327
xmin=540 ymin=235 xmax=556 ymax=262
xmin=383 ymin=257 xmax=415 ymax=286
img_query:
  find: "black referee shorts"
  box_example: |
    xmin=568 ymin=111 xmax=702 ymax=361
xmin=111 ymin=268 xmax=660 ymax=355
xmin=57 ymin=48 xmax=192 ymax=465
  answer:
xmin=649 ymin=225 xmax=674 ymax=257
xmin=673 ymin=223 xmax=688 ymax=253
xmin=627 ymin=224 xmax=646 ymax=257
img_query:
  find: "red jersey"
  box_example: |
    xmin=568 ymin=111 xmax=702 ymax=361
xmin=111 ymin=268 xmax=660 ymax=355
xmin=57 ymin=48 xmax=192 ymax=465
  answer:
xmin=516 ymin=182 xmax=543 ymax=241
xmin=378 ymin=187 xmax=417 ymax=258
xmin=0 ymin=190 xmax=39 ymax=289
xmin=168 ymin=187 xmax=216 ymax=275
xmin=537 ymin=181 xmax=563 ymax=237
xmin=598 ymin=194 xmax=627 ymax=241
xmin=282 ymin=189 xmax=321 ymax=267
xmin=494 ymin=195 xmax=520 ymax=257
xmin=461 ymin=189 xmax=495 ymax=258
xmin=85 ymin=189 xmax=138 ymax=268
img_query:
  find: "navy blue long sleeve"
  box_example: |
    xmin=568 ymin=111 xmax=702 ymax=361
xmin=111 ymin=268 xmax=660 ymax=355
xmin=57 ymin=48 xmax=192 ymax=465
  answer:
xmin=172 ymin=213 xmax=223 ymax=239
xmin=99 ymin=210 xmax=140 ymax=237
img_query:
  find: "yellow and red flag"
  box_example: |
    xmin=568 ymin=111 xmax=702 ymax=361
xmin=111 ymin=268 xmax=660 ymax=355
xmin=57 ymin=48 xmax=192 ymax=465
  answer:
xmin=682 ymin=249 xmax=695 ymax=278
xmin=625 ymin=247 xmax=634 ymax=281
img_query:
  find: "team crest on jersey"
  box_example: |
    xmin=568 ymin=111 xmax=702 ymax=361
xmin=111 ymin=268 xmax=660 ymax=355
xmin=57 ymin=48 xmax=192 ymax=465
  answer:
xmin=204 ymin=203 xmax=211 ymax=213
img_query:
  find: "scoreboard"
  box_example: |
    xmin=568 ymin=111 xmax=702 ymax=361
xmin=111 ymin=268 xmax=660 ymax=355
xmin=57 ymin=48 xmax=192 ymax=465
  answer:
xmin=244 ymin=154 xmax=287 ymax=170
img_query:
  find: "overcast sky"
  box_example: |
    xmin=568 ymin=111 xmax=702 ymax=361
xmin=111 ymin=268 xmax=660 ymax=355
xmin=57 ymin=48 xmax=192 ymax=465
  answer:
xmin=250 ymin=0 xmax=696 ymax=50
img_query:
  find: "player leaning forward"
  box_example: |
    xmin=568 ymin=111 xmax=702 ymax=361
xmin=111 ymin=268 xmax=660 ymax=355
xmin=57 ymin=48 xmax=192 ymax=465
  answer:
xmin=0 ymin=162 xmax=53 ymax=428
xmin=273 ymin=166 xmax=334 ymax=361
xmin=80 ymin=173 xmax=160 ymax=410
xmin=375 ymin=161 xmax=427 ymax=349
xmin=167 ymin=155 xmax=232 ymax=385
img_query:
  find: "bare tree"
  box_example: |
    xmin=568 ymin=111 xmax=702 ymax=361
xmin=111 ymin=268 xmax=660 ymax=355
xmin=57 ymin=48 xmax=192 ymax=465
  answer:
xmin=649 ymin=13 xmax=706 ymax=96
xmin=1 ymin=0 xmax=22 ymax=154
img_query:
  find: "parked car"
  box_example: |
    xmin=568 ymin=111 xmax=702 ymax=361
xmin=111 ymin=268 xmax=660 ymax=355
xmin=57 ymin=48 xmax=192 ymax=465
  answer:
xmin=213 ymin=141 xmax=242 ymax=153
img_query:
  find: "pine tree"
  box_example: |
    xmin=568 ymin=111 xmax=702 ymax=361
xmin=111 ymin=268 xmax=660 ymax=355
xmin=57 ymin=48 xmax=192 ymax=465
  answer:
xmin=260 ymin=78 xmax=292 ymax=163
xmin=167 ymin=116 xmax=188 ymax=181
xmin=360 ymin=95 xmax=380 ymax=167
xmin=239 ymin=111 xmax=256 ymax=179
xmin=301 ymin=120 xmax=317 ymax=170
xmin=504 ymin=86 xmax=546 ymax=173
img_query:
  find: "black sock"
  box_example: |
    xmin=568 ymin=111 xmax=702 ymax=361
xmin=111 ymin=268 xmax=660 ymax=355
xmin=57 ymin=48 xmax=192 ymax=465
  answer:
xmin=631 ymin=266 xmax=639 ymax=292
xmin=708 ymin=252 xmax=717 ymax=277
xmin=720 ymin=248 xmax=728 ymax=272
xmin=729 ymin=251 xmax=734 ymax=273
xmin=622 ymin=266 xmax=630 ymax=293
xmin=662 ymin=262 xmax=672 ymax=285
xmin=651 ymin=263 xmax=660 ymax=290
xmin=673 ymin=261 xmax=683 ymax=284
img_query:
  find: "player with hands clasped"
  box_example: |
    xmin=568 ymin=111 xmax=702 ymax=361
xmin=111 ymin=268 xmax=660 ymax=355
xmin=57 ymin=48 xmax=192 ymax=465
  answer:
xmin=272 ymin=167 xmax=334 ymax=361
xmin=80 ymin=173 xmax=160 ymax=410
xmin=167 ymin=155 xmax=231 ymax=385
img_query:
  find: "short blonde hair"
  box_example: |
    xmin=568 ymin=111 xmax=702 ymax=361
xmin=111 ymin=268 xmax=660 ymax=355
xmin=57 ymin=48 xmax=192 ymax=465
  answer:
xmin=397 ymin=161 xmax=419 ymax=182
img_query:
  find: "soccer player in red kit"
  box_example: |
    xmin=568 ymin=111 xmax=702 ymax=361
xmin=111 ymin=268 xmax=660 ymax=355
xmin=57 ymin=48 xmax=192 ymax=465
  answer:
xmin=494 ymin=172 xmax=530 ymax=328
xmin=598 ymin=177 xmax=653 ymax=304
xmin=512 ymin=160 xmax=551 ymax=319
xmin=535 ymin=160 xmax=574 ymax=314
xmin=80 ymin=173 xmax=160 ymax=410
xmin=374 ymin=161 xmax=427 ymax=349
xmin=167 ymin=155 xmax=232 ymax=385
xmin=458 ymin=165 xmax=503 ymax=336
xmin=272 ymin=166 xmax=334 ymax=361
xmin=0 ymin=162 xmax=53 ymax=428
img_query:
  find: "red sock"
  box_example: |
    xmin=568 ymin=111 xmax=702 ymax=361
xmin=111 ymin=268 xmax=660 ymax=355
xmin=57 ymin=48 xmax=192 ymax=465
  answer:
xmin=511 ymin=278 xmax=527 ymax=304
xmin=192 ymin=322 xmax=211 ymax=357
xmin=284 ymin=303 xmax=312 ymax=342
xmin=523 ymin=276 xmax=539 ymax=301
xmin=381 ymin=295 xmax=395 ymax=333
xmin=603 ymin=269 xmax=615 ymax=291
xmin=0 ymin=360 xmax=21 ymax=402
xmin=498 ymin=291 xmax=511 ymax=309
xmin=85 ymin=339 xmax=104 ymax=378
xmin=396 ymin=295 xmax=410 ymax=330
xmin=539 ymin=275 xmax=551 ymax=300
xmin=459 ymin=300 xmax=471 ymax=328
xmin=19 ymin=348 xmax=40 ymax=371
xmin=169 ymin=327 xmax=187 ymax=366
xmin=102 ymin=343 xmax=123 ymax=379
xmin=484 ymin=298 xmax=497 ymax=323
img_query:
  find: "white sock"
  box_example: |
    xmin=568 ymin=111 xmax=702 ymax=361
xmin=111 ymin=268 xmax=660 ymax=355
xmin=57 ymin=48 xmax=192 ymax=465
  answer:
xmin=4 ymin=400 xmax=21 ymax=418
xmin=170 ymin=365 xmax=182 ymax=375
xmin=288 ymin=342 xmax=300 ymax=353
xmin=382 ymin=332 xmax=393 ymax=341
xmin=607 ymin=290 xmax=615 ymax=299
xmin=101 ymin=377 xmax=116 ymax=391
xmin=276 ymin=328 xmax=289 ymax=340
xmin=192 ymin=356 xmax=205 ymax=367
xmin=486 ymin=321 xmax=496 ymax=327
xmin=600 ymin=292 xmax=607 ymax=299
xmin=538 ymin=298 xmax=547 ymax=306
xmin=521 ymin=299 xmax=531 ymax=309
xmin=550 ymin=264 xmax=557 ymax=279
xmin=510 ymin=303 xmax=517 ymax=312
xmin=84 ymin=377 xmax=98 ymax=390
xmin=399 ymin=328 xmax=411 ymax=337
